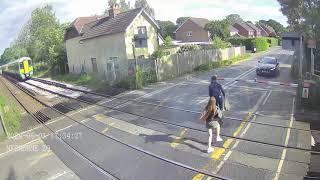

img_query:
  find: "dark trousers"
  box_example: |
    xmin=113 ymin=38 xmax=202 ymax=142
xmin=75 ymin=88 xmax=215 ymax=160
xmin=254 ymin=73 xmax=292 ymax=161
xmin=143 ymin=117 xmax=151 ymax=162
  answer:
xmin=214 ymin=95 xmax=224 ymax=110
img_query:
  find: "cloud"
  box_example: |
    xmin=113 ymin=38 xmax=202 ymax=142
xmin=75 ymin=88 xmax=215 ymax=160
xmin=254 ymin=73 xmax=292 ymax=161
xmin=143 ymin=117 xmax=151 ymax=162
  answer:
xmin=0 ymin=0 xmax=287 ymax=55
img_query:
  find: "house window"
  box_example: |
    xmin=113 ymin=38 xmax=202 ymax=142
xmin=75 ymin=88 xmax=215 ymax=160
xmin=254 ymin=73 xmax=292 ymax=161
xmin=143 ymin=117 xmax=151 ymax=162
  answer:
xmin=138 ymin=26 xmax=147 ymax=35
xmin=91 ymin=58 xmax=98 ymax=73
xmin=135 ymin=39 xmax=148 ymax=48
xmin=187 ymin=31 xmax=192 ymax=37
xmin=291 ymin=40 xmax=295 ymax=46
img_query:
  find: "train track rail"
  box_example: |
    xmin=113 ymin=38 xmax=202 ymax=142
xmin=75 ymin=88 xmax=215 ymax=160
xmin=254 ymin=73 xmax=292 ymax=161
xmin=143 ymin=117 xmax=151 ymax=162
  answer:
xmin=27 ymin=78 xmax=319 ymax=154
xmin=31 ymin=77 xmax=319 ymax=134
xmin=1 ymin=78 xmax=231 ymax=179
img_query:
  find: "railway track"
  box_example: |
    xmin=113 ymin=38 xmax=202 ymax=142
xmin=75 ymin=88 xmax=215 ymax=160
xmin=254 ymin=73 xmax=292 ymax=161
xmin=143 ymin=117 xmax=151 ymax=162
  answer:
xmin=31 ymin=78 xmax=318 ymax=134
xmin=1 ymin=77 xmax=231 ymax=179
xmin=27 ymin=78 xmax=319 ymax=154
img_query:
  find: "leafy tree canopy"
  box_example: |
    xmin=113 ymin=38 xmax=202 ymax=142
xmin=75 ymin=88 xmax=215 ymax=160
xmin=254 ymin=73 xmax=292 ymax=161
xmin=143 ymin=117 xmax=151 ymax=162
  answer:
xmin=135 ymin=0 xmax=155 ymax=17
xmin=205 ymin=20 xmax=230 ymax=40
xmin=157 ymin=20 xmax=176 ymax=39
xmin=225 ymin=14 xmax=243 ymax=24
xmin=176 ymin=17 xmax=189 ymax=26
xmin=278 ymin=0 xmax=320 ymax=40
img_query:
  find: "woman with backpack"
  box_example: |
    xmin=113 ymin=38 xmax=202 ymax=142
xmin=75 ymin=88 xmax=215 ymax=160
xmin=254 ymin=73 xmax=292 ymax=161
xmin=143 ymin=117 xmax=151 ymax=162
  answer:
xmin=200 ymin=97 xmax=223 ymax=153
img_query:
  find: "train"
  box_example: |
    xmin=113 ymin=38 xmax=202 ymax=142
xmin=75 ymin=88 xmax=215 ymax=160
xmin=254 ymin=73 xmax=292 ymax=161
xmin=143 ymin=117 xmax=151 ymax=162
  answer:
xmin=0 ymin=57 xmax=33 ymax=81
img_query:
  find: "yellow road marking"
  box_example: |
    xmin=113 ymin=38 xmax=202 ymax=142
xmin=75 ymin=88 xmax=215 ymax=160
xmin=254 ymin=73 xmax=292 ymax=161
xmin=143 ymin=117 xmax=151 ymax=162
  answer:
xmin=101 ymin=123 xmax=115 ymax=133
xmin=170 ymin=128 xmax=188 ymax=148
xmin=192 ymin=112 xmax=253 ymax=180
xmin=93 ymin=114 xmax=107 ymax=120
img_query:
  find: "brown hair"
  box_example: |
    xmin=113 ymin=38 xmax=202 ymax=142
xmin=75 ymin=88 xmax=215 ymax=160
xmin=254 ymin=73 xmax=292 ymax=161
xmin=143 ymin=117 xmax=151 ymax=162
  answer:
xmin=203 ymin=97 xmax=217 ymax=121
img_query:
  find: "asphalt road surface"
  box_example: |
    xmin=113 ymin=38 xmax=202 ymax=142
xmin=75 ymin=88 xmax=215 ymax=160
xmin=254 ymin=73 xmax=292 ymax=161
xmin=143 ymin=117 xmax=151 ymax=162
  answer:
xmin=0 ymin=48 xmax=313 ymax=180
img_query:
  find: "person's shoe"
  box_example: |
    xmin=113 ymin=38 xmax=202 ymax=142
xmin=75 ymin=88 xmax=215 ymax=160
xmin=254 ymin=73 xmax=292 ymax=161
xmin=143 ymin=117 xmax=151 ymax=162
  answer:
xmin=207 ymin=147 xmax=214 ymax=153
xmin=216 ymin=136 xmax=223 ymax=142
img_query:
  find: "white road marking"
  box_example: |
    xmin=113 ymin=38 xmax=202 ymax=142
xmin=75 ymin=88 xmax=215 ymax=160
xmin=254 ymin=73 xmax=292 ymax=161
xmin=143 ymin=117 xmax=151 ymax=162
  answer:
xmin=262 ymin=90 xmax=272 ymax=106
xmin=273 ymin=98 xmax=295 ymax=180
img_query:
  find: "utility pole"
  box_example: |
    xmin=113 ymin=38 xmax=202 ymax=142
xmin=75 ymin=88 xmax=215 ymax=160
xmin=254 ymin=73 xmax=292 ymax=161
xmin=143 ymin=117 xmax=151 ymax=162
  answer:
xmin=132 ymin=43 xmax=137 ymax=89
xmin=299 ymin=33 xmax=303 ymax=78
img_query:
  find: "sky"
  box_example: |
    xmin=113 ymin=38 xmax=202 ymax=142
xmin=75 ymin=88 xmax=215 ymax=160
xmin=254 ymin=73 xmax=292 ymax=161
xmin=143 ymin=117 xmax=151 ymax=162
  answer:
xmin=0 ymin=0 xmax=288 ymax=55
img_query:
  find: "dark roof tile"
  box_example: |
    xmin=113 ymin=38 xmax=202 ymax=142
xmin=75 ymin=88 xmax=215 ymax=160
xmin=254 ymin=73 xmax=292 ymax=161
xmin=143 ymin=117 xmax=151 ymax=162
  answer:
xmin=81 ymin=8 xmax=143 ymax=40
xmin=189 ymin=17 xmax=210 ymax=28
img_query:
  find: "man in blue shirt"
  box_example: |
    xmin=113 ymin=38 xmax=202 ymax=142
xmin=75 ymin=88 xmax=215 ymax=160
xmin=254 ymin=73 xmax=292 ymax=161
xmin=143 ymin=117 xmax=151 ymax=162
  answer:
xmin=209 ymin=75 xmax=225 ymax=111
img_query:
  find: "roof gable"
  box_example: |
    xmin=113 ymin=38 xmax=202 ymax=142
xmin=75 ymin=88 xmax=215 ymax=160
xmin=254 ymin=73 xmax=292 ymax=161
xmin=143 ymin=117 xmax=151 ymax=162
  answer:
xmin=234 ymin=22 xmax=254 ymax=32
xmin=246 ymin=22 xmax=260 ymax=31
xmin=174 ymin=17 xmax=209 ymax=33
xmin=80 ymin=8 xmax=159 ymax=40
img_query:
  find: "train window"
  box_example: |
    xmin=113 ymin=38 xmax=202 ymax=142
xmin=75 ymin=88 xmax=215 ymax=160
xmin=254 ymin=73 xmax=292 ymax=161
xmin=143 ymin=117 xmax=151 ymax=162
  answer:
xmin=19 ymin=63 xmax=24 ymax=69
xmin=28 ymin=60 xmax=32 ymax=65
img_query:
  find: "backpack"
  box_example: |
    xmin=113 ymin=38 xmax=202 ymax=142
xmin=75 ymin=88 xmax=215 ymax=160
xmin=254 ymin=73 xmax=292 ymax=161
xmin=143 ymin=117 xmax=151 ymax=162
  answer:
xmin=210 ymin=83 xmax=222 ymax=97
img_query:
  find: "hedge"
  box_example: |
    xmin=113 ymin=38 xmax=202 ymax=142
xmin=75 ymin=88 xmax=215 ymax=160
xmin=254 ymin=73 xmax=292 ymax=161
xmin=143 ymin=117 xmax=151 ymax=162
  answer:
xmin=228 ymin=38 xmax=254 ymax=50
xmin=252 ymin=37 xmax=269 ymax=52
xmin=266 ymin=37 xmax=279 ymax=47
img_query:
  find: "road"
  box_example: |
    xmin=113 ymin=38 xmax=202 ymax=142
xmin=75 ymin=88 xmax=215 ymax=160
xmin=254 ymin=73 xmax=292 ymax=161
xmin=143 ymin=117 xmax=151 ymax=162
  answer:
xmin=0 ymin=48 xmax=313 ymax=180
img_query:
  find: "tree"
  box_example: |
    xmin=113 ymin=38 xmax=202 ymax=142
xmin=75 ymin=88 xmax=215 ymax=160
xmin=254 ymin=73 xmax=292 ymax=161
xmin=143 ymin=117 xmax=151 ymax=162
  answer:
xmin=226 ymin=14 xmax=243 ymax=24
xmin=205 ymin=20 xmax=230 ymax=40
xmin=176 ymin=17 xmax=189 ymax=26
xmin=119 ymin=0 xmax=130 ymax=11
xmin=157 ymin=20 xmax=176 ymax=38
xmin=277 ymin=0 xmax=320 ymax=40
xmin=0 ymin=5 xmax=68 ymax=73
xmin=266 ymin=19 xmax=287 ymax=35
xmin=135 ymin=0 xmax=155 ymax=17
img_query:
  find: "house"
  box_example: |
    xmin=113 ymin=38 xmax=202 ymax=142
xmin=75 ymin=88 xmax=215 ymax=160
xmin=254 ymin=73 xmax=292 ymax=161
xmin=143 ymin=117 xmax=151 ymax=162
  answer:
xmin=229 ymin=26 xmax=239 ymax=37
xmin=232 ymin=22 xmax=255 ymax=38
xmin=259 ymin=23 xmax=277 ymax=37
xmin=246 ymin=22 xmax=261 ymax=37
xmin=281 ymin=32 xmax=303 ymax=50
xmin=174 ymin=17 xmax=210 ymax=44
xmin=65 ymin=5 xmax=161 ymax=82
xmin=256 ymin=23 xmax=269 ymax=37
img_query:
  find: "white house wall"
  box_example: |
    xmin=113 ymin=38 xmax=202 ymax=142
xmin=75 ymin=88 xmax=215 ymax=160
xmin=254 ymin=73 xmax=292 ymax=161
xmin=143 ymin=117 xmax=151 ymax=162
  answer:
xmin=125 ymin=13 xmax=159 ymax=59
xmin=66 ymin=32 xmax=128 ymax=78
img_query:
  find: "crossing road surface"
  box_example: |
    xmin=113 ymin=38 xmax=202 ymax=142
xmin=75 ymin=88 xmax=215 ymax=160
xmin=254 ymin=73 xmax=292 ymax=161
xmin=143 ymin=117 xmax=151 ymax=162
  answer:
xmin=0 ymin=48 xmax=313 ymax=180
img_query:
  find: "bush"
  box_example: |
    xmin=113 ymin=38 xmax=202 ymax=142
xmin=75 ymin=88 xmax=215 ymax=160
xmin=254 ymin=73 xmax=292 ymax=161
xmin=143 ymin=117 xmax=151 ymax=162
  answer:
xmin=151 ymin=48 xmax=170 ymax=59
xmin=228 ymin=38 xmax=254 ymax=50
xmin=177 ymin=45 xmax=200 ymax=53
xmin=208 ymin=37 xmax=230 ymax=49
xmin=252 ymin=37 xmax=269 ymax=52
xmin=164 ymin=36 xmax=173 ymax=46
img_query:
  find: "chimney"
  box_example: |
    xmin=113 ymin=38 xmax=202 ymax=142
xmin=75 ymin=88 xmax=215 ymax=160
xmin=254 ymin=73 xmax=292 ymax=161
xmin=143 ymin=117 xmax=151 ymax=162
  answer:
xmin=109 ymin=4 xmax=120 ymax=18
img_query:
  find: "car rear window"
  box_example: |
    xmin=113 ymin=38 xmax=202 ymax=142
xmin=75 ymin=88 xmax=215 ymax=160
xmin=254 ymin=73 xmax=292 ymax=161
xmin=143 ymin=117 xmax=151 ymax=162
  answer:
xmin=261 ymin=58 xmax=276 ymax=64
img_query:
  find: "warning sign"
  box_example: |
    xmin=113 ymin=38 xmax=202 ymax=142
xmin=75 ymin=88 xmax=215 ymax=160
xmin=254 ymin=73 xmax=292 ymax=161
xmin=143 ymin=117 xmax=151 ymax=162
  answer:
xmin=302 ymin=88 xmax=309 ymax=98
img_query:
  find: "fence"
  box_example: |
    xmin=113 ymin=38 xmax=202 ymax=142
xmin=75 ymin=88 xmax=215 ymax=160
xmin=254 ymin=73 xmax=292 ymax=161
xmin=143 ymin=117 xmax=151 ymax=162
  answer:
xmin=155 ymin=46 xmax=246 ymax=80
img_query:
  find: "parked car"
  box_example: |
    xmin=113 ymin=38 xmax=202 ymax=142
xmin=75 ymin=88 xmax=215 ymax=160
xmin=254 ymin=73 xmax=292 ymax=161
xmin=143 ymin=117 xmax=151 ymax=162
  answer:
xmin=256 ymin=56 xmax=280 ymax=77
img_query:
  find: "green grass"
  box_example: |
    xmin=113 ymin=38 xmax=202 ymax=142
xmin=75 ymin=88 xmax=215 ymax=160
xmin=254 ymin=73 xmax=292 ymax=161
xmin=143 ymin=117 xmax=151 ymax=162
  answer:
xmin=194 ymin=54 xmax=252 ymax=72
xmin=0 ymin=95 xmax=21 ymax=137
